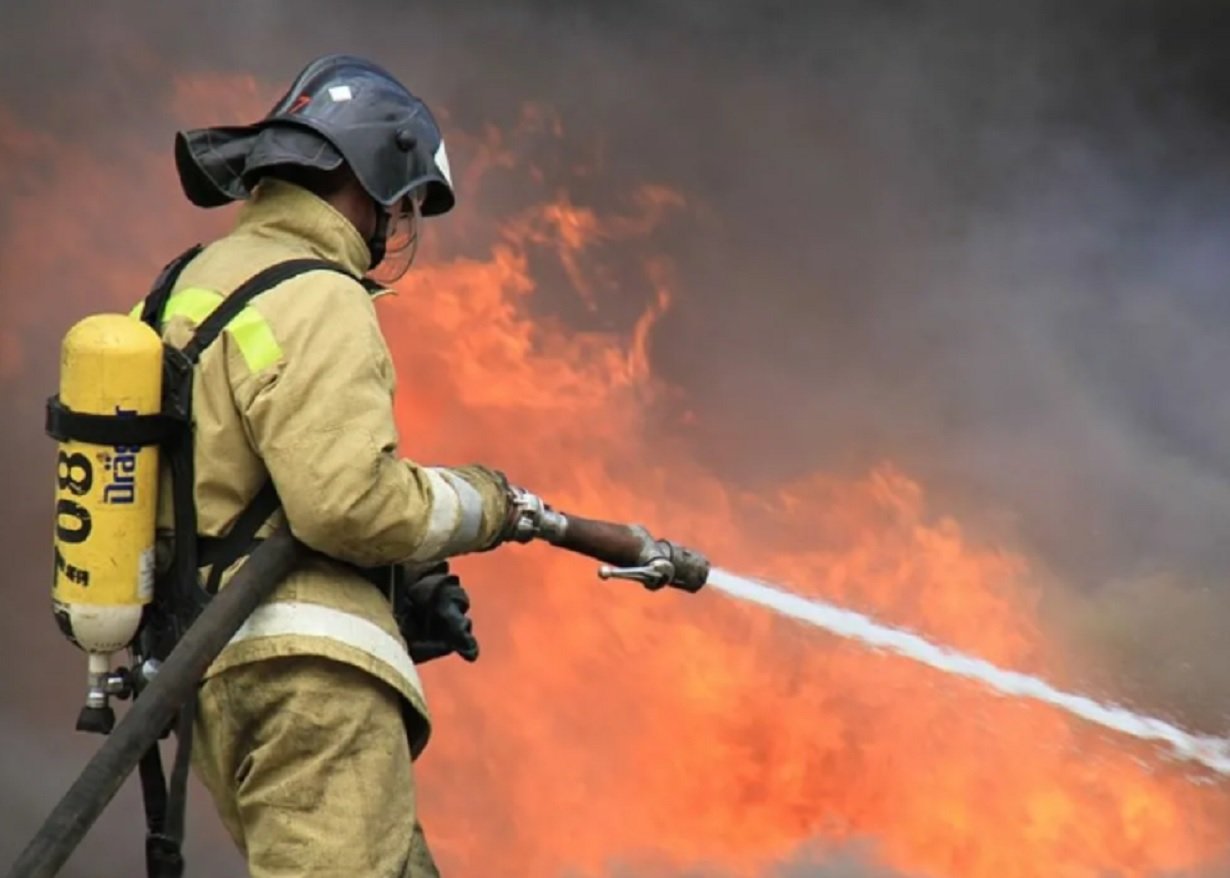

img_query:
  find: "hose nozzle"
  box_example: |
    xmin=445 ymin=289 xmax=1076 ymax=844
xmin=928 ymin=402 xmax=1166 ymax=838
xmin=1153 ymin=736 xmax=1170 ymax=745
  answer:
xmin=596 ymin=536 xmax=709 ymax=592
xmin=534 ymin=511 xmax=709 ymax=593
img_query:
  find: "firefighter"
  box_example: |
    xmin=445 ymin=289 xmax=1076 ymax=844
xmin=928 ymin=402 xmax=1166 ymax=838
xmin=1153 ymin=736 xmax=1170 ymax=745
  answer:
xmin=159 ymin=54 xmax=534 ymax=876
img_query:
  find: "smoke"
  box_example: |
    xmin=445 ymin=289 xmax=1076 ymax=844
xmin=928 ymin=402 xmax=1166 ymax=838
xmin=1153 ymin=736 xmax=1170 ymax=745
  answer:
xmin=1041 ymin=572 xmax=1230 ymax=735
xmin=8 ymin=2 xmax=1230 ymax=576
xmin=607 ymin=840 xmax=923 ymax=877
xmin=771 ymin=844 xmax=923 ymax=878
xmin=5 ymin=6 xmax=1230 ymax=578
xmin=0 ymin=714 xmax=242 ymax=878
xmin=5 ymin=0 xmax=1230 ymax=874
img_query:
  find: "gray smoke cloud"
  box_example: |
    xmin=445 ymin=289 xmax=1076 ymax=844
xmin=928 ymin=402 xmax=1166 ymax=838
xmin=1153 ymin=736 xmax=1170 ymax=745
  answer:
xmin=4 ymin=0 xmax=1230 ymax=875
xmin=608 ymin=840 xmax=924 ymax=877
xmin=769 ymin=844 xmax=923 ymax=878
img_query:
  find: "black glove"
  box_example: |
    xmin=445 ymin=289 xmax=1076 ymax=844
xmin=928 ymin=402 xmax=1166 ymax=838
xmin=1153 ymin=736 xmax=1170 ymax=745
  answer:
xmin=394 ymin=561 xmax=480 ymax=664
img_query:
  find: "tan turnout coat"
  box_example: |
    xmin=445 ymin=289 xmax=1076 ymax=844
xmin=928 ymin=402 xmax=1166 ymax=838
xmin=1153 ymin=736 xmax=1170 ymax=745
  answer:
xmin=146 ymin=178 xmax=508 ymax=753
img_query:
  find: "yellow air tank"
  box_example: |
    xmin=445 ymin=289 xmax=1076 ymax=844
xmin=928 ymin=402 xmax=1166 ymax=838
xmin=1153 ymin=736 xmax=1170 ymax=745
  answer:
xmin=51 ymin=314 xmax=163 ymax=733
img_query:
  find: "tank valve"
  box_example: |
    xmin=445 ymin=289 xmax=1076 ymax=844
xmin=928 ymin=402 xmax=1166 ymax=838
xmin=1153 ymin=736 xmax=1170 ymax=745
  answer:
xmin=75 ymin=656 xmax=135 ymax=735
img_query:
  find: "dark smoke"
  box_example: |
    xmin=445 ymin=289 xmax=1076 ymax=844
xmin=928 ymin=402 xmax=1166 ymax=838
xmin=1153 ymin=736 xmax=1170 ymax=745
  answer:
xmin=4 ymin=1 xmax=1230 ymax=874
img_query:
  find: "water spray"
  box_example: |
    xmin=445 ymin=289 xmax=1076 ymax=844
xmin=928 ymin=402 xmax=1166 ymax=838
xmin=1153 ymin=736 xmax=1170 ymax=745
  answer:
xmin=528 ymin=509 xmax=1230 ymax=778
xmin=705 ymin=568 xmax=1230 ymax=777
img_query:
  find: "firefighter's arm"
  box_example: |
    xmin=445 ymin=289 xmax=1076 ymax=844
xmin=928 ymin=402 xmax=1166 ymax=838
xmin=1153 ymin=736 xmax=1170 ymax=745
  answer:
xmin=232 ymin=275 xmax=513 ymax=568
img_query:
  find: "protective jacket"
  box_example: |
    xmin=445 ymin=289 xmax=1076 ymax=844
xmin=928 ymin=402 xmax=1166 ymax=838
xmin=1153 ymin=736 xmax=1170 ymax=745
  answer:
xmin=147 ymin=178 xmax=508 ymax=754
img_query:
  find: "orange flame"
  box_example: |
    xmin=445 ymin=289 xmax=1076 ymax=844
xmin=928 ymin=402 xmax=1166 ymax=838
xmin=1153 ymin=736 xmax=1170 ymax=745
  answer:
xmin=387 ymin=198 xmax=1230 ymax=877
xmin=3 ymin=71 xmax=1228 ymax=877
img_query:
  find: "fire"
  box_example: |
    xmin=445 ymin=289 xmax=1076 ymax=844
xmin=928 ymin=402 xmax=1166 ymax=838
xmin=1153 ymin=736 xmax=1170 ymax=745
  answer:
xmin=390 ymin=231 xmax=1230 ymax=875
xmin=3 ymin=71 xmax=1228 ymax=877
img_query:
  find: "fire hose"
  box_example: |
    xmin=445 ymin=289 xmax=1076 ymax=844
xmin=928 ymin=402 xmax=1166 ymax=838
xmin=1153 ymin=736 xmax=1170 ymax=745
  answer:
xmin=6 ymin=511 xmax=708 ymax=878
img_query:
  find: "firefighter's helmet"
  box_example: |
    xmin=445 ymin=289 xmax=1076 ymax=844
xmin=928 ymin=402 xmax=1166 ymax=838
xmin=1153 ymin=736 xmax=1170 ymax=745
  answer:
xmin=175 ymin=54 xmax=454 ymax=217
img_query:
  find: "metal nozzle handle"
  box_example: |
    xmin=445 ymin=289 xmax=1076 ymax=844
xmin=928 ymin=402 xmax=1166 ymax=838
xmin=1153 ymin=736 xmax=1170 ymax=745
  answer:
xmin=597 ymin=558 xmax=676 ymax=589
xmin=544 ymin=513 xmax=709 ymax=592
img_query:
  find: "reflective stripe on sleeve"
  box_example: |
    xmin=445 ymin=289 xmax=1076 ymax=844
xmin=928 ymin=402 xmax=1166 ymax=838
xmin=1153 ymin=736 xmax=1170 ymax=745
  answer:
xmin=409 ymin=468 xmax=462 ymax=561
xmin=438 ymin=469 xmax=484 ymax=548
xmin=407 ymin=467 xmax=489 ymax=562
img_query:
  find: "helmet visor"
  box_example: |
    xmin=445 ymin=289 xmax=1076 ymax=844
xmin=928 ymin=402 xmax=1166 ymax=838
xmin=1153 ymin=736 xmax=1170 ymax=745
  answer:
xmin=367 ymin=192 xmax=422 ymax=285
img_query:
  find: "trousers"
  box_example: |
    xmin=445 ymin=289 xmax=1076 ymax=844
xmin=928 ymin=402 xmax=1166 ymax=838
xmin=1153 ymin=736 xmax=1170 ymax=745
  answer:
xmin=192 ymin=655 xmax=439 ymax=877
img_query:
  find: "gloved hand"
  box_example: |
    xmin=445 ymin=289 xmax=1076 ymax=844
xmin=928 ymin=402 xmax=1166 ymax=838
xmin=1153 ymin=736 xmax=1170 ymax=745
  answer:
xmin=394 ymin=561 xmax=479 ymax=664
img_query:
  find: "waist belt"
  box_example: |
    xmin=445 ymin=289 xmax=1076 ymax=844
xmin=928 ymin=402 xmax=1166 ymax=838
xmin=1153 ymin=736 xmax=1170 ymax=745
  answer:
xmin=196 ymin=535 xmax=256 ymax=571
xmin=196 ymin=535 xmax=394 ymax=592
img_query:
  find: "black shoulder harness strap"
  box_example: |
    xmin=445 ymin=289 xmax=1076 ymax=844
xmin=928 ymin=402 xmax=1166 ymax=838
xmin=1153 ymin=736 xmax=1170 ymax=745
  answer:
xmin=143 ymin=250 xmax=355 ymax=878
xmin=48 ymin=245 xmax=357 ymax=878
xmin=147 ymin=253 xmax=355 ymax=609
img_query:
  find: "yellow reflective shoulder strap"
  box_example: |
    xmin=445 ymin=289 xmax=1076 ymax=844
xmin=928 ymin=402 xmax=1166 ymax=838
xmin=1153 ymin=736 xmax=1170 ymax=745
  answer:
xmin=158 ymin=287 xmax=282 ymax=373
xmin=224 ymin=306 xmax=282 ymax=373
xmin=163 ymin=288 xmax=224 ymax=325
xmin=136 ymin=258 xmax=351 ymax=372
